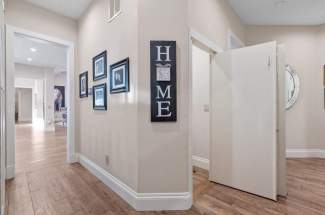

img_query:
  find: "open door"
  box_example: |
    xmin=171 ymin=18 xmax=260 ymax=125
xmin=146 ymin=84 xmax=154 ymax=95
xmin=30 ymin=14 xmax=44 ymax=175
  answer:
xmin=210 ymin=42 xmax=278 ymax=200
xmin=0 ymin=1 xmax=5 ymax=213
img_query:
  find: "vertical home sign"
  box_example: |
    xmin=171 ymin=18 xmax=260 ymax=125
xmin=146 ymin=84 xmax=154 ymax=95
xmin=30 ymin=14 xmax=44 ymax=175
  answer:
xmin=150 ymin=41 xmax=177 ymax=122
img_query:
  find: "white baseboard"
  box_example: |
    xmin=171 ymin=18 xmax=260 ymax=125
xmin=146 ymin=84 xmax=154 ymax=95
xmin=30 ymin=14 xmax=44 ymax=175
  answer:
xmin=192 ymin=155 xmax=209 ymax=170
xmin=6 ymin=165 xmax=14 ymax=179
xmin=78 ymin=154 xmax=192 ymax=211
xmin=286 ymin=149 xmax=325 ymax=158
xmin=18 ymin=118 xmax=32 ymax=123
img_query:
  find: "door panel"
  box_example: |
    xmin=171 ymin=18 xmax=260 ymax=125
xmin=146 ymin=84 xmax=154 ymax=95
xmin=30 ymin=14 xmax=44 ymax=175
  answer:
xmin=210 ymin=42 xmax=277 ymax=200
xmin=0 ymin=1 xmax=5 ymax=214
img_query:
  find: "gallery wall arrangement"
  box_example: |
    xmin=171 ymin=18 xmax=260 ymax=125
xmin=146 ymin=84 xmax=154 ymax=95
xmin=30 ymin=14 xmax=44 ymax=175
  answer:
xmin=79 ymin=49 xmax=132 ymax=112
xmin=80 ymin=41 xmax=178 ymax=119
xmin=150 ymin=40 xmax=177 ymax=122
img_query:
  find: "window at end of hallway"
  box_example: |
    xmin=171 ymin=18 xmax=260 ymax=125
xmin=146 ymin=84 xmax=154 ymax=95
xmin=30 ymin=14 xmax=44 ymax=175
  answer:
xmin=109 ymin=0 xmax=121 ymax=22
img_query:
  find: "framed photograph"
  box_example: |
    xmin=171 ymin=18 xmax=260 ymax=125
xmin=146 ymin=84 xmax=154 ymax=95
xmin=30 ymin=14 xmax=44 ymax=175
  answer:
xmin=93 ymin=51 xmax=107 ymax=81
xmin=79 ymin=71 xmax=88 ymax=98
xmin=110 ymin=58 xmax=129 ymax=93
xmin=93 ymin=83 xmax=107 ymax=110
xmin=54 ymin=86 xmax=65 ymax=111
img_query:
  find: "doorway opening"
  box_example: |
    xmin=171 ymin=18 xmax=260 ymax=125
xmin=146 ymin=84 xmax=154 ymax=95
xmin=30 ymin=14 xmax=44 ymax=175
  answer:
xmin=14 ymin=34 xmax=68 ymax=173
xmin=189 ymin=30 xmax=221 ymax=203
xmin=189 ymin=30 xmax=286 ymax=207
xmin=190 ymin=41 xmax=213 ymax=201
xmin=15 ymin=87 xmax=33 ymax=124
xmin=5 ymin=26 xmax=76 ymax=179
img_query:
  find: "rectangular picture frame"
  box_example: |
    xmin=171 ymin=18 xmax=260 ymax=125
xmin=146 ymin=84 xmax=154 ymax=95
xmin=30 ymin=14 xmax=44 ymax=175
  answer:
xmin=93 ymin=50 xmax=107 ymax=81
xmin=79 ymin=71 xmax=88 ymax=98
xmin=109 ymin=58 xmax=129 ymax=93
xmin=93 ymin=83 xmax=107 ymax=110
xmin=150 ymin=41 xmax=177 ymax=122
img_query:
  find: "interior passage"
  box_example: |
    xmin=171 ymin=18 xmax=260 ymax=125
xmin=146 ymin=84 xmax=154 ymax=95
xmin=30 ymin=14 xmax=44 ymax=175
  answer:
xmin=5 ymin=124 xmax=325 ymax=214
xmin=14 ymin=124 xmax=67 ymax=174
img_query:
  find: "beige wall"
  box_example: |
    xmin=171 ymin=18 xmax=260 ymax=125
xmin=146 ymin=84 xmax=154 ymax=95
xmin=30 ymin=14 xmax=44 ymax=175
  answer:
xmin=246 ymin=26 xmax=325 ymax=150
xmin=188 ymin=0 xmax=246 ymax=50
xmin=137 ymin=0 xmax=189 ymax=193
xmin=78 ymin=0 xmax=139 ymax=190
xmin=6 ymin=0 xmax=77 ymax=43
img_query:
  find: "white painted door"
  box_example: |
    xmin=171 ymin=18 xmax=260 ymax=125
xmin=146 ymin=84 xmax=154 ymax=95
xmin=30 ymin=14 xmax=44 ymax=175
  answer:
xmin=210 ymin=42 xmax=278 ymax=200
xmin=0 ymin=1 xmax=5 ymax=213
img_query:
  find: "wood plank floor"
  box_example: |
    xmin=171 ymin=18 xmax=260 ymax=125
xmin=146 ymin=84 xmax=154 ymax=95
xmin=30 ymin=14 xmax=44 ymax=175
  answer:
xmin=6 ymin=124 xmax=325 ymax=214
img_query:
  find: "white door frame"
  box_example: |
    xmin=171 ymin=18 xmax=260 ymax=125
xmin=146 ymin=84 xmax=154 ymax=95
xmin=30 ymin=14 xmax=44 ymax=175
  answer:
xmin=227 ymin=30 xmax=245 ymax=50
xmin=5 ymin=25 xmax=76 ymax=179
xmin=188 ymin=28 xmax=224 ymax=201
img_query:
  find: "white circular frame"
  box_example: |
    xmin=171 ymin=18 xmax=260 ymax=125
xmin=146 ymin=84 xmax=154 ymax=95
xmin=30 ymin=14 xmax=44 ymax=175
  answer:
xmin=285 ymin=65 xmax=300 ymax=110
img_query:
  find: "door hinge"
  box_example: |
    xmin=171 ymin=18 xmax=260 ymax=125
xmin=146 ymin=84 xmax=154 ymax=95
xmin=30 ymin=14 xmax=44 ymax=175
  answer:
xmin=268 ymin=56 xmax=272 ymax=70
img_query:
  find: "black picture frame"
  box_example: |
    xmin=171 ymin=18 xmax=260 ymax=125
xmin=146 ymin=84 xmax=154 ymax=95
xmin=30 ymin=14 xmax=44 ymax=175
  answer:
xmin=79 ymin=71 xmax=88 ymax=98
xmin=110 ymin=58 xmax=129 ymax=93
xmin=93 ymin=83 xmax=107 ymax=110
xmin=93 ymin=51 xmax=107 ymax=81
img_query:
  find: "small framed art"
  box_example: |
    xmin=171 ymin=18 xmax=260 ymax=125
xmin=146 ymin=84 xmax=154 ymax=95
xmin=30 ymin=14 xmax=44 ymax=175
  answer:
xmin=93 ymin=51 xmax=107 ymax=81
xmin=110 ymin=58 xmax=129 ymax=93
xmin=79 ymin=71 xmax=88 ymax=98
xmin=93 ymin=83 xmax=107 ymax=110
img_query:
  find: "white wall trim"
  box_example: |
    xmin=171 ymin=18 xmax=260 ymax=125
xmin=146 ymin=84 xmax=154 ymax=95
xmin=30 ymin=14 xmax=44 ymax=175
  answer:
xmin=78 ymin=154 xmax=192 ymax=211
xmin=227 ymin=29 xmax=245 ymax=50
xmin=5 ymin=25 xmax=76 ymax=180
xmin=286 ymin=149 xmax=325 ymax=158
xmin=192 ymin=156 xmax=209 ymax=170
xmin=190 ymin=28 xmax=224 ymax=54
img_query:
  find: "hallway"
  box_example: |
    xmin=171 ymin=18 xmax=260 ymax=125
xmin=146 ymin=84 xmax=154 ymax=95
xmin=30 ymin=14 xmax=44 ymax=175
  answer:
xmin=4 ymin=125 xmax=325 ymax=214
xmin=15 ymin=124 xmax=67 ymax=174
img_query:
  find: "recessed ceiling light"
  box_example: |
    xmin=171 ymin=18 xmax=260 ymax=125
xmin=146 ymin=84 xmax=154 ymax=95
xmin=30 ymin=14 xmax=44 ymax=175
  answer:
xmin=30 ymin=47 xmax=37 ymax=52
xmin=27 ymin=58 xmax=32 ymax=62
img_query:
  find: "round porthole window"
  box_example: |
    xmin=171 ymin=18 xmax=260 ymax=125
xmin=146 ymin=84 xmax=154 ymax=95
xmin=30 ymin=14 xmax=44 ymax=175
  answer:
xmin=285 ymin=65 xmax=300 ymax=110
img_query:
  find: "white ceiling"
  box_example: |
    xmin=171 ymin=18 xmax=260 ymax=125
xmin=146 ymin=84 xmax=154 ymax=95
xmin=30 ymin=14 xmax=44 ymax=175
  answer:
xmin=227 ymin=0 xmax=325 ymax=25
xmin=24 ymin=0 xmax=93 ymax=19
xmin=14 ymin=34 xmax=68 ymax=72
